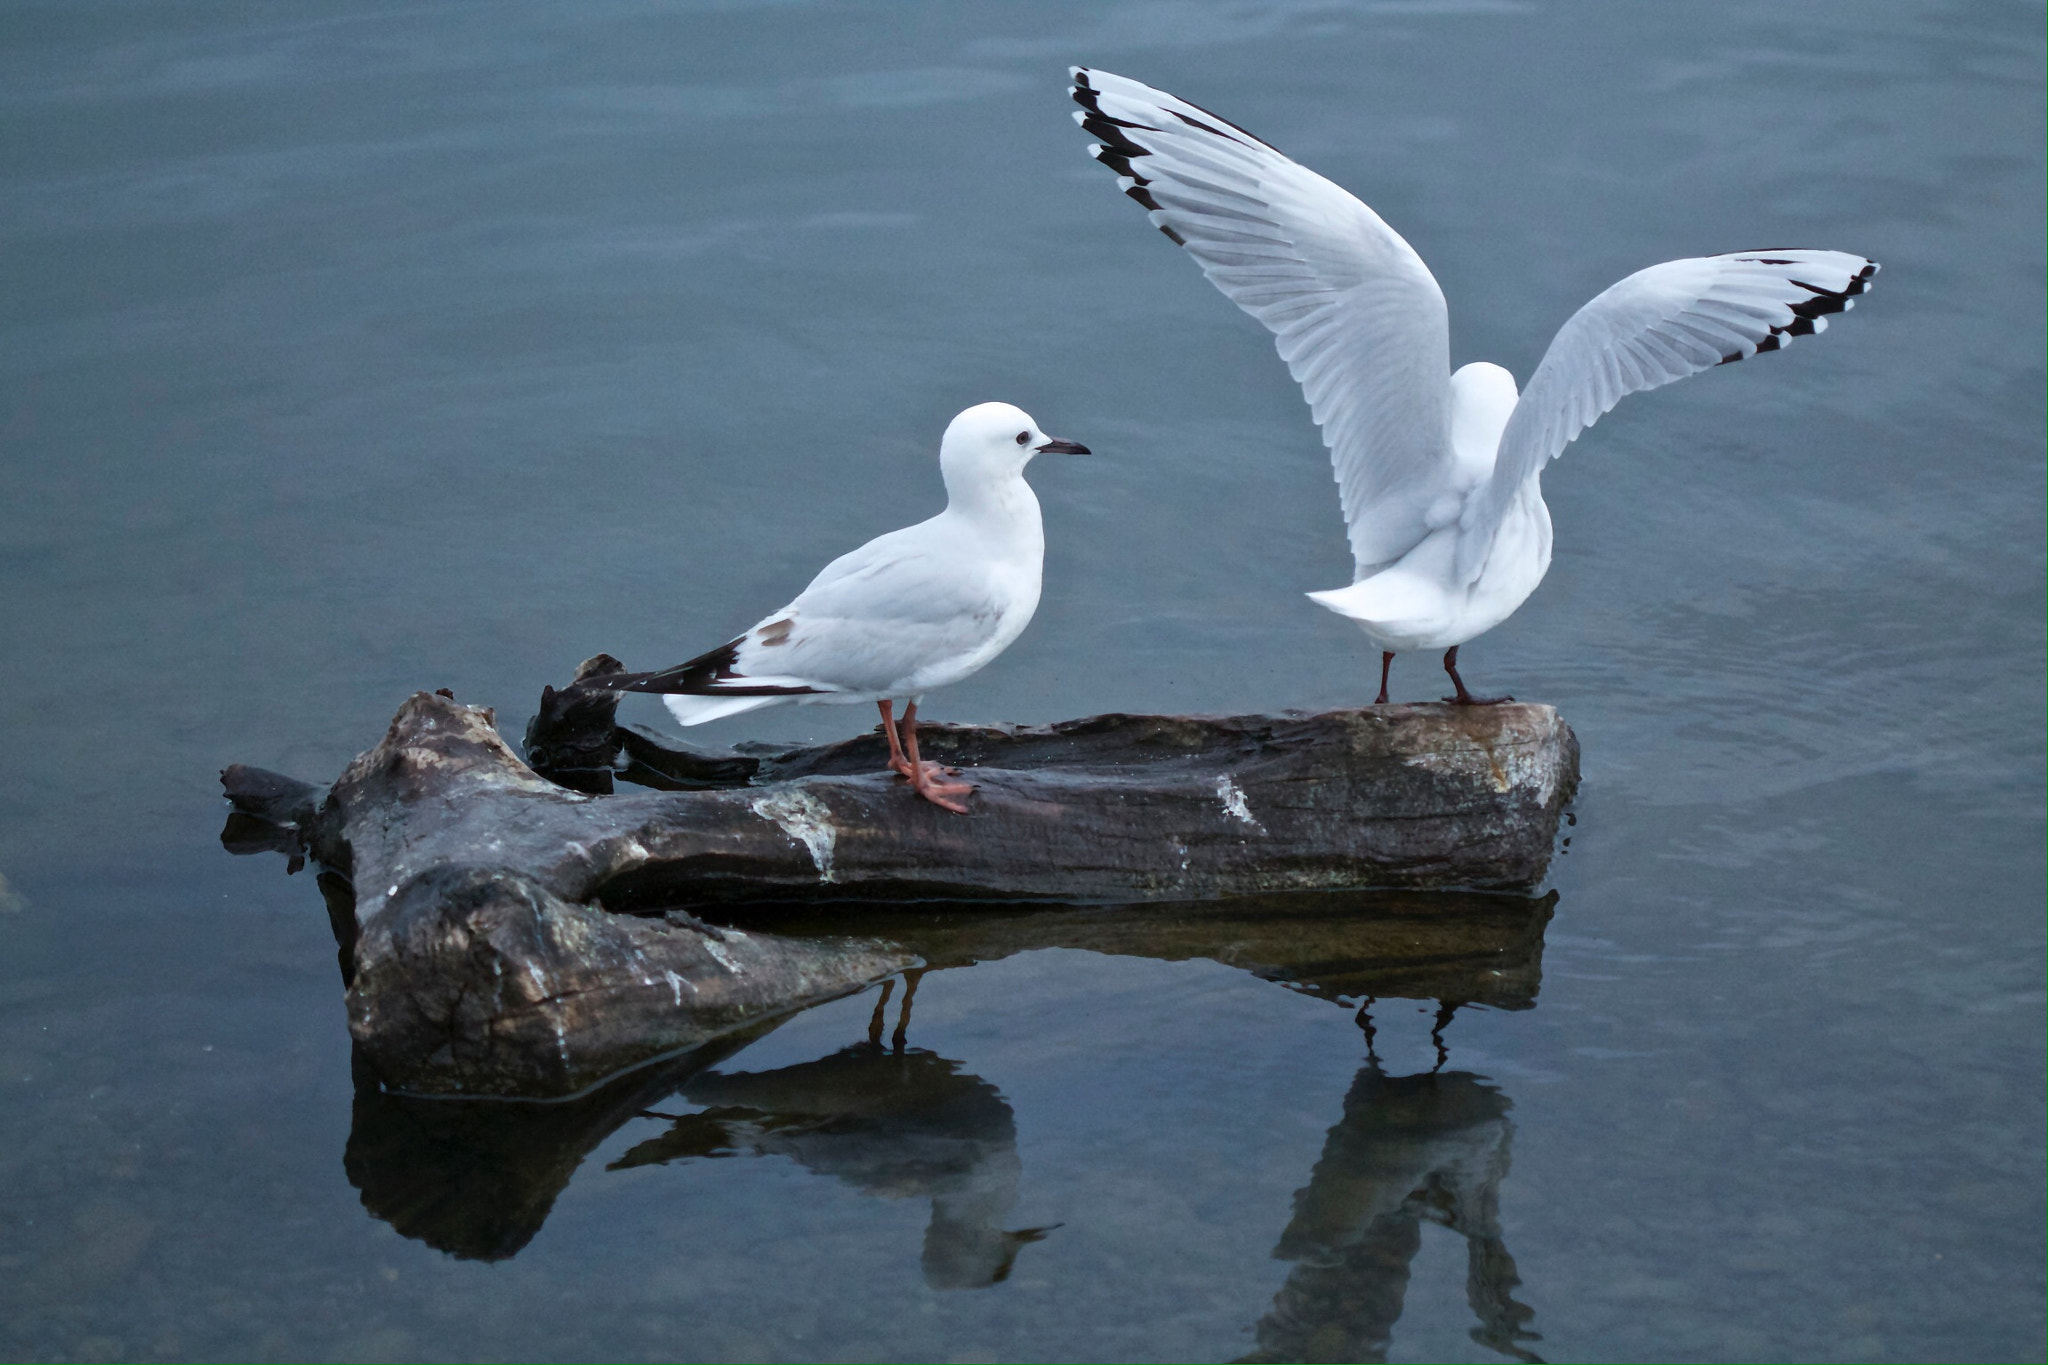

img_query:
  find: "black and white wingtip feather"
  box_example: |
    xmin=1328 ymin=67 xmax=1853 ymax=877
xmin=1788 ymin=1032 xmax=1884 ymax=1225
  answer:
xmin=1072 ymin=68 xmax=1179 ymax=243
xmin=1715 ymin=253 xmax=1881 ymax=365
xmin=575 ymin=636 xmax=821 ymax=698
xmin=1071 ymin=66 xmax=1282 ymax=249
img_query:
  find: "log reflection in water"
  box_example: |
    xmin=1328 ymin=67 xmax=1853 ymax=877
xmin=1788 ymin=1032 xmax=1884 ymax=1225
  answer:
xmin=340 ymin=886 xmax=1552 ymax=1304
xmin=1241 ymin=1065 xmax=1542 ymax=1365
xmin=729 ymin=886 xmax=1555 ymax=1014
xmin=343 ymin=1024 xmax=781 ymax=1262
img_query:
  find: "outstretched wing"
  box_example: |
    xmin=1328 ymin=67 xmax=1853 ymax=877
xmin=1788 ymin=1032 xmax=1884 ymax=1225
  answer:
xmin=1072 ymin=68 xmax=1454 ymax=576
xmin=1457 ymin=249 xmax=1879 ymax=581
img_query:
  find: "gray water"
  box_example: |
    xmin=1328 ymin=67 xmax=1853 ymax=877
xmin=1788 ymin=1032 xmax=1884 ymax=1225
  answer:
xmin=1 ymin=1 xmax=2042 ymax=1360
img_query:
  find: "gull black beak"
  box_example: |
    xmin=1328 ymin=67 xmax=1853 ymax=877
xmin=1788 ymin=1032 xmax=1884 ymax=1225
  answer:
xmin=1035 ymin=437 xmax=1091 ymax=455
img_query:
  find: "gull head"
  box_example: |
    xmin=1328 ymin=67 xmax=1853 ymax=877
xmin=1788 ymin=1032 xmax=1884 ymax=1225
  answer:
xmin=940 ymin=402 xmax=1089 ymax=490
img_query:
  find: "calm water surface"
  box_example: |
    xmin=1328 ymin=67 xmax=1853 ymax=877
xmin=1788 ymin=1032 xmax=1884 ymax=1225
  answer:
xmin=1 ymin=2 xmax=2042 ymax=1361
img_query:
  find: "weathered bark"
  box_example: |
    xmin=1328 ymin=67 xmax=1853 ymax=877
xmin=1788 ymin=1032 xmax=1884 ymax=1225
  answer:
xmin=258 ymin=688 xmax=1577 ymax=908
xmin=346 ymin=865 xmax=909 ymax=1097
xmin=526 ymin=697 xmax=1579 ymax=905
xmin=223 ymin=683 xmax=1575 ymax=1098
xmin=224 ymin=695 xmax=914 ymax=1098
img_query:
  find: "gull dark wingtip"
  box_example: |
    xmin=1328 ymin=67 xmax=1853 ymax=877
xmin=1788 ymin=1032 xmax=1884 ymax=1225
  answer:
xmin=582 ymin=636 xmax=822 ymax=698
xmin=1092 ymin=146 xmax=1145 ymax=180
xmin=1168 ymin=108 xmax=1238 ymax=141
xmin=1706 ymin=251 xmax=1879 ymax=369
xmin=1081 ymin=116 xmax=1152 ymax=158
xmin=1787 ymin=280 xmax=1855 ymax=320
xmin=1160 ymin=86 xmax=1278 ymax=150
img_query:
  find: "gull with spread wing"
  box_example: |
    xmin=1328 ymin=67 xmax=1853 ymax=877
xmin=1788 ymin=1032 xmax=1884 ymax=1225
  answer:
xmin=583 ymin=403 xmax=1089 ymax=812
xmin=1072 ymin=68 xmax=1877 ymax=704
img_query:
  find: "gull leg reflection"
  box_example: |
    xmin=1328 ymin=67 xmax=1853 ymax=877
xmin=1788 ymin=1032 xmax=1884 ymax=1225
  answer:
xmin=861 ymin=968 xmax=926 ymax=1051
xmin=1430 ymin=1000 xmax=1460 ymax=1073
xmin=1353 ymin=996 xmax=1381 ymax=1065
xmin=866 ymin=977 xmax=895 ymax=1047
xmin=891 ymin=967 xmax=924 ymax=1053
xmin=1241 ymin=1062 xmax=1542 ymax=1365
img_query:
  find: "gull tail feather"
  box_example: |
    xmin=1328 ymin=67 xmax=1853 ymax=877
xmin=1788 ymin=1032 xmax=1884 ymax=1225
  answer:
xmin=1307 ymin=570 xmax=1448 ymax=633
xmin=663 ymin=693 xmax=784 ymax=727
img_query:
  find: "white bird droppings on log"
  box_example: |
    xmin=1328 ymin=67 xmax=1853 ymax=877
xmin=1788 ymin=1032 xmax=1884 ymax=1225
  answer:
xmin=749 ymin=788 xmax=839 ymax=882
xmin=1216 ymin=775 xmax=1265 ymax=832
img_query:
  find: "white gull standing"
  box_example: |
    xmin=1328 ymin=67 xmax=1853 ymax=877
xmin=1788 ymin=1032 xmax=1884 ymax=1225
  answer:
xmin=586 ymin=402 xmax=1089 ymax=812
xmin=1072 ymin=68 xmax=1878 ymax=704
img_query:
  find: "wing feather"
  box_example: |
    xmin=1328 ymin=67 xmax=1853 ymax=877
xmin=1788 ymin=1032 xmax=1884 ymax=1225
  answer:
xmin=1456 ymin=249 xmax=1878 ymax=581
xmin=1073 ymin=68 xmax=1454 ymax=575
xmin=584 ymin=516 xmax=1022 ymax=699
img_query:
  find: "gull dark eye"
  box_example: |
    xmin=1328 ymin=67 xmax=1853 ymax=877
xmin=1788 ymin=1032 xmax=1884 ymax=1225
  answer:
xmin=1015 ymin=430 xmax=1030 ymax=445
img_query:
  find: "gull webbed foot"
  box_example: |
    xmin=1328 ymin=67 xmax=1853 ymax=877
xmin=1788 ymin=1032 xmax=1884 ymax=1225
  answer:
xmin=1440 ymin=646 xmax=1512 ymax=706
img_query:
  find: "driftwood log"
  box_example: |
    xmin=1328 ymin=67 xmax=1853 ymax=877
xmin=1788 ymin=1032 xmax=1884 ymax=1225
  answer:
xmin=222 ymin=673 xmax=1576 ymax=1098
xmin=521 ymin=656 xmax=1580 ymax=901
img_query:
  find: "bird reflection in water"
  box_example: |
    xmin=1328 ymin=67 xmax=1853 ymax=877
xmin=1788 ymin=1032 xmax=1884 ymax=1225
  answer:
xmin=611 ymin=970 xmax=1056 ymax=1290
xmin=1241 ymin=1058 xmax=1541 ymax=1364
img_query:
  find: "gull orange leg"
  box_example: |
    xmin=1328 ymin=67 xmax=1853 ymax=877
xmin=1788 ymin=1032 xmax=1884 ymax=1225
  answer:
xmin=899 ymin=700 xmax=974 ymax=813
xmin=877 ymin=699 xmax=917 ymax=779
xmin=1442 ymin=646 xmax=1514 ymax=706
xmin=881 ymin=699 xmax=960 ymax=785
xmin=893 ymin=699 xmax=958 ymax=780
xmin=1375 ymin=651 xmax=1394 ymax=706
